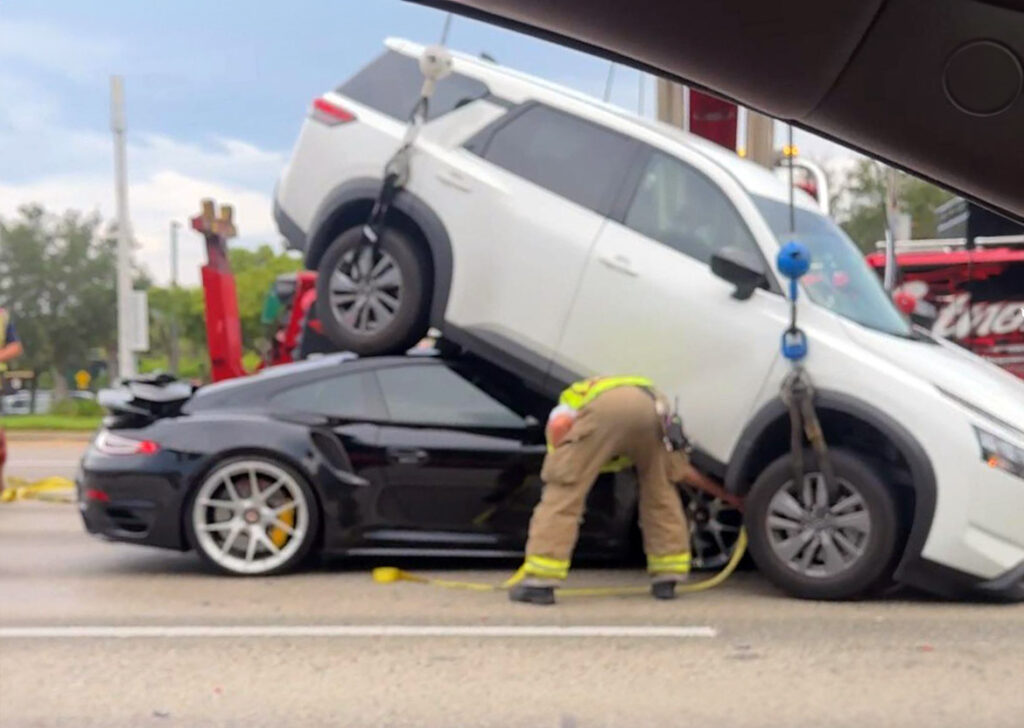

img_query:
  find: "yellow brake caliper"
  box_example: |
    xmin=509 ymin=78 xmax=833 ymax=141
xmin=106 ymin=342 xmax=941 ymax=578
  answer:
xmin=269 ymin=506 xmax=295 ymax=548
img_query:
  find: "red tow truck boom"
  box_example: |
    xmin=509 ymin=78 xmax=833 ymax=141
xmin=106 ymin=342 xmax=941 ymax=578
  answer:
xmin=192 ymin=199 xmax=325 ymax=383
xmin=193 ymin=200 xmax=248 ymax=382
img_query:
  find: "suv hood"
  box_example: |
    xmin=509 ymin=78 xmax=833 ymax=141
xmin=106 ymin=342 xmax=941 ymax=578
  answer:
xmin=843 ymin=322 xmax=1024 ymax=434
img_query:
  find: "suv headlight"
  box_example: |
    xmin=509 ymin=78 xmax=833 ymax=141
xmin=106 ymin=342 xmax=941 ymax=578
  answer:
xmin=975 ymin=427 xmax=1024 ymax=480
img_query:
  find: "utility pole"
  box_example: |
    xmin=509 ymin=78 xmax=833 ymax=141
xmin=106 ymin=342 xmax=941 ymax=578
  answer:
xmin=110 ymin=76 xmax=136 ymax=381
xmin=637 ymin=70 xmax=645 ymax=116
xmin=656 ymin=78 xmax=687 ymax=129
xmin=169 ymin=220 xmax=181 ymax=375
xmin=744 ymin=109 xmax=775 ymax=168
xmin=603 ymin=62 xmax=616 ymax=103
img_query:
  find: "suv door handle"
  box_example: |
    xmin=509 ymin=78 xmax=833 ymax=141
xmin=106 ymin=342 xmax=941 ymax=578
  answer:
xmin=436 ymin=169 xmax=472 ymax=192
xmin=387 ymin=447 xmax=430 ymax=465
xmin=599 ymin=253 xmax=639 ymax=277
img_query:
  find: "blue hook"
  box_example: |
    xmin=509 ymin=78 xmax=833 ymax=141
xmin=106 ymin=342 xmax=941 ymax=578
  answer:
xmin=781 ymin=327 xmax=808 ymax=361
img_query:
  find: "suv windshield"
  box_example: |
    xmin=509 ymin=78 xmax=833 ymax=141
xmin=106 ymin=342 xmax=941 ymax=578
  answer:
xmin=754 ymin=196 xmax=911 ymax=337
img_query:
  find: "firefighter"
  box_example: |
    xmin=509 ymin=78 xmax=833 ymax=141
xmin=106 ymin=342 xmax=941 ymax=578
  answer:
xmin=0 ymin=307 xmax=24 ymax=489
xmin=509 ymin=376 xmax=692 ymax=605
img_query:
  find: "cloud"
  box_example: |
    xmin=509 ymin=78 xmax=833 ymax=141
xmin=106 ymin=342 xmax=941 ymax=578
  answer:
xmin=0 ymin=14 xmax=288 ymax=287
xmin=0 ymin=130 xmax=286 ymax=286
xmin=0 ymin=45 xmax=287 ymax=286
xmin=0 ymin=18 xmax=119 ymax=81
xmin=0 ymin=169 xmax=281 ymax=288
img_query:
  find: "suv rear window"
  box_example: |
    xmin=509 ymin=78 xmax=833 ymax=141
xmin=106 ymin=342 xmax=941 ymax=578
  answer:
xmin=470 ymin=104 xmax=639 ymax=215
xmin=339 ymin=50 xmax=489 ymax=122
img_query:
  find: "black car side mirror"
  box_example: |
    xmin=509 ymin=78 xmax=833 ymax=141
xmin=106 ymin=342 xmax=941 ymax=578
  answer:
xmin=711 ymin=246 xmax=768 ymax=300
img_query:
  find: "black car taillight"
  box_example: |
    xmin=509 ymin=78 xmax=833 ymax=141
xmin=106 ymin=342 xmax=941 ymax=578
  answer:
xmin=94 ymin=431 xmax=160 ymax=456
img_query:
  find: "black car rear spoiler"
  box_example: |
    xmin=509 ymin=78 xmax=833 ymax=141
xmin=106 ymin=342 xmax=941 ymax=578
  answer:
xmin=98 ymin=374 xmax=196 ymax=428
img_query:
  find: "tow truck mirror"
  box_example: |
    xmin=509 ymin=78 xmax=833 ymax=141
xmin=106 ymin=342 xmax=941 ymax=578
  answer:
xmin=711 ymin=247 xmax=767 ymax=300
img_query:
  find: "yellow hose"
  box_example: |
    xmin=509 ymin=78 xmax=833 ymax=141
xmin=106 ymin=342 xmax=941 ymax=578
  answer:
xmin=0 ymin=476 xmax=76 ymax=504
xmin=372 ymin=528 xmax=747 ymax=597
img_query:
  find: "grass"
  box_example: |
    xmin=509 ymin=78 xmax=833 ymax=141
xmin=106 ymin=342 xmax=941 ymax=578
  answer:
xmin=1 ymin=415 xmax=103 ymax=431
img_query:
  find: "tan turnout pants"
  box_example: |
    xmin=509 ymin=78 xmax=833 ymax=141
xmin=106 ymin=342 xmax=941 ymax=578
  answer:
xmin=525 ymin=386 xmax=691 ymax=570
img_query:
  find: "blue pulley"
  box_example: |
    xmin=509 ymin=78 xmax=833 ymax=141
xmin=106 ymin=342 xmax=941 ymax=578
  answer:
xmin=781 ymin=327 xmax=808 ymax=361
xmin=777 ymin=241 xmax=811 ymax=281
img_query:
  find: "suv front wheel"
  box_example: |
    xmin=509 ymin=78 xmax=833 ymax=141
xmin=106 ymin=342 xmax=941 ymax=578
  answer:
xmin=745 ymin=448 xmax=901 ymax=600
xmin=315 ymin=226 xmax=430 ymax=355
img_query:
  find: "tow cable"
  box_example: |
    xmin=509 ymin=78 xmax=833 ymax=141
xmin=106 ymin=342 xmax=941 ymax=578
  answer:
xmin=355 ymin=45 xmax=453 ymax=257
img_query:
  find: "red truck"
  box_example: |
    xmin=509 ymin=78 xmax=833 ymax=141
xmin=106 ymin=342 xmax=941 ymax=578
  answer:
xmin=866 ymin=200 xmax=1024 ymax=379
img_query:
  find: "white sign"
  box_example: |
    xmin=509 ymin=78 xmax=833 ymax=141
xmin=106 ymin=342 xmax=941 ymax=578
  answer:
xmin=130 ymin=290 xmax=149 ymax=352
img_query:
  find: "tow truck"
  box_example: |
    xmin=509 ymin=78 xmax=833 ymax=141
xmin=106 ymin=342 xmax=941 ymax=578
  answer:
xmin=866 ymin=199 xmax=1024 ymax=379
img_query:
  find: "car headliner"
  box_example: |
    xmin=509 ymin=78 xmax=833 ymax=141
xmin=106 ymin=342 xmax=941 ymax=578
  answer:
xmin=412 ymin=0 xmax=1024 ymax=223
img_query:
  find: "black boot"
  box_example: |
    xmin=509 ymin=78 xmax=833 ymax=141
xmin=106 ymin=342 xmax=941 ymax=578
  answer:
xmin=651 ymin=579 xmax=678 ymax=601
xmin=509 ymin=583 xmax=556 ymax=605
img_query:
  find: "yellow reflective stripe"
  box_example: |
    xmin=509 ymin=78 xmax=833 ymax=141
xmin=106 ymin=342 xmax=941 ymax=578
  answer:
xmin=558 ymin=375 xmax=654 ymax=410
xmin=599 ymin=455 xmax=632 ymax=474
xmin=647 ymin=552 xmax=692 ymax=573
xmin=526 ymin=555 xmax=569 ymax=570
xmin=523 ymin=555 xmax=570 ymax=580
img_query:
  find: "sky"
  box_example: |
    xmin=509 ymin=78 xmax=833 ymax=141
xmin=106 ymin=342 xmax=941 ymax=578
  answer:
xmin=0 ymin=0 xmax=855 ymax=285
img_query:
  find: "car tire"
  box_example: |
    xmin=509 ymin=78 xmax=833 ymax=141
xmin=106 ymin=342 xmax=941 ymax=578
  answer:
xmin=185 ymin=455 xmax=321 ymax=577
xmin=745 ymin=448 xmax=900 ymax=600
xmin=677 ymin=485 xmax=745 ymax=571
xmin=315 ymin=225 xmax=430 ymax=355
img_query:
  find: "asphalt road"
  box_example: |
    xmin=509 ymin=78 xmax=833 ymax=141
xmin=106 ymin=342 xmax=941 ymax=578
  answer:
xmin=2 ymin=439 xmax=1024 ymax=727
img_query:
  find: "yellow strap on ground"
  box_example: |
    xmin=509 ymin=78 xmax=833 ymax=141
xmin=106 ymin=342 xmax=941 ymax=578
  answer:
xmin=371 ymin=528 xmax=747 ymax=597
xmin=0 ymin=476 xmax=76 ymax=504
xmin=372 ymin=567 xmax=497 ymax=592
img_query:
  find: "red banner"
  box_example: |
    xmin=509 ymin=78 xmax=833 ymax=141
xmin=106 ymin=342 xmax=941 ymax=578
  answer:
xmin=688 ymin=91 xmax=737 ymax=151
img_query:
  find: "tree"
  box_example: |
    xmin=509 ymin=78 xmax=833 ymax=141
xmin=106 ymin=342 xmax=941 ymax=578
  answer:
xmin=227 ymin=245 xmax=303 ymax=349
xmin=0 ymin=206 xmax=118 ymax=393
xmin=144 ymin=244 xmax=302 ymax=379
xmin=833 ymin=159 xmax=954 ymax=252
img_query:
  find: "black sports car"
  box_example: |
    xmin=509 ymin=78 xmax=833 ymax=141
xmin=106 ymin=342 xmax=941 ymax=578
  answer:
xmin=78 ymin=352 xmax=740 ymax=576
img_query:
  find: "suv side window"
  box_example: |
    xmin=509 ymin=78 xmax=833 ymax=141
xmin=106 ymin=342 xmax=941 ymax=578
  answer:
xmin=375 ymin=364 xmax=524 ymax=429
xmin=624 ymin=151 xmax=760 ymax=265
xmin=269 ymin=372 xmax=382 ymax=419
xmin=471 ymin=104 xmax=639 ymax=215
xmin=339 ymin=51 xmax=489 ymax=121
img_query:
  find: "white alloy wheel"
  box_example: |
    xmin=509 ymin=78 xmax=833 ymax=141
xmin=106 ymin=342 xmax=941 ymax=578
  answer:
xmin=191 ymin=459 xmax=312 ymax=575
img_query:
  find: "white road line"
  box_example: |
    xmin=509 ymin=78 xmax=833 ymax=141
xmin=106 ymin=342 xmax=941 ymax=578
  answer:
xmin=0 ymin=624 xmax=717 ymax=640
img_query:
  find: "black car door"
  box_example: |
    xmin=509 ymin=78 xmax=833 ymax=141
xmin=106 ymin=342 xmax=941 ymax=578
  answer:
xmin=368 ymin=359 xmax=625 ymax=555
xmin=364 ymin=360 xmax=538 ymax=553
xmin=266 ymin=369 xmax=391 ymax=549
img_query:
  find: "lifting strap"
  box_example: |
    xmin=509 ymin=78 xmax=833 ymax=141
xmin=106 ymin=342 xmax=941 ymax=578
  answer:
xmin=776 ymin=241 xmax=836 ymax=494
xmin=780 ymin=367 xmax=838 ymax=496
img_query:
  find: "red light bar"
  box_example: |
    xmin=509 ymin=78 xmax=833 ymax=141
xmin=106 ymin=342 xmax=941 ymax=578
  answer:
xmin=311 ymin=98 xmax=355 ymax=126
xmin=85 ymin=489 xmax=110 ymax=502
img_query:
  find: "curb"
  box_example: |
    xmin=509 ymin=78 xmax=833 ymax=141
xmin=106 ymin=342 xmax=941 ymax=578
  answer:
xmin=2 ymin=430 xmax=95 ymax=442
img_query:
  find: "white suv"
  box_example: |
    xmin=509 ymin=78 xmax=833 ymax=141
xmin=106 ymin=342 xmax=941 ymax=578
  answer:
xmin=275 ymin=39 xmax=1024 ymax=600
